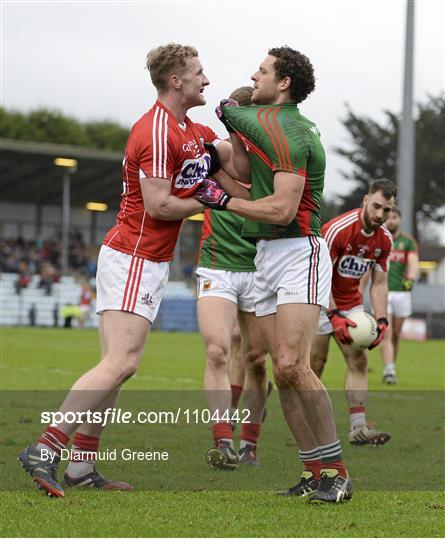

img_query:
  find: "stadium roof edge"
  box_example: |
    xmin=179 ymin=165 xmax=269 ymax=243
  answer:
xmin=0 ymin=138 xmax=123 ymax=208
xmin=0 ymin=138 xmax=123 ymax=162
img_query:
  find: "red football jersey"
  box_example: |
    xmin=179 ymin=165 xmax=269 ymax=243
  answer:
xmin=322 ymin=208 xmax=393 ymax=310
xmin=103 ymin=101 xmax=220 ymax=262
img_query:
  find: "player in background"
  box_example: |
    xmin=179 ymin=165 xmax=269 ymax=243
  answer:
xmin=198 ymin=86 xmax=269 ymax=469
xmin=18 ymin=43 xmax=243 ymax=497
xmin=310 ymin=180 xmax=396 ymax=446
xmin=228 ymin=321 xmax=274 ymax=430
xmin=380 ymin=207 xmax=418 ymax=384
xmin=195 ymin=47 xmax=352 ymax=503
xmin=79 ymin=284 xmax=93 ymax=329
xmin=228 ymin=321 xmax=245 ymax=421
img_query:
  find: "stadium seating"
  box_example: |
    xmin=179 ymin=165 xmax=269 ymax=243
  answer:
xmin=1 ymin=273 xmax=198 ymax=331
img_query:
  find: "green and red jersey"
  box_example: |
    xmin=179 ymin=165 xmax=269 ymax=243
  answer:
xmin=198 ymin=209 xmax=256 ymax=271
xmin=388 ymin=232 xmax=418 ymax=291
xmin=222 ymin=104 xmax=325 ymax=239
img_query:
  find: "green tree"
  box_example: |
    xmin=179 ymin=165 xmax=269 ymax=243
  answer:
xmin=334 ymin=94 xmax=445 ymax=239
xmin=0 ymin=107 xmax=129 ymax=151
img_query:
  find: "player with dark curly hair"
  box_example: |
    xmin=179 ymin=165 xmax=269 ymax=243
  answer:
xmin=194 ymin=46 xmax=352 ymax=503
xmin=267 ymin=47 xmax=315 ymax=104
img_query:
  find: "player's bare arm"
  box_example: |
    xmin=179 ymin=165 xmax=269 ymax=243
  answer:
xmin=141 ymin=178 xmax=204 ymax=221
xmin=370 ymin=268 xmax=389 ymax=320
xmin=226 ymin=171 xmax=304 ymax=225
xmin=406 ymin=250 xmax=419 ymax=281
xmin=211 ymin=168 xmax=250 ymax=200
xmin=214 ymin=139 xmax=251 ymax=182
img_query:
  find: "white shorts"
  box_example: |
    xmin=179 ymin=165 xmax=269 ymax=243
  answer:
xmin=317 ymin=304 xmax=364 ymax=335
xmin=96 ymin=245 xmax=169 ymax=323
xmin=254 ymin=236 xmax=331 ymax=317
xmin=388 ymin=291 xmax=412 ymax=318
xmin=79 ymin=305 xmax=91 ymax=316
xmin=196 ymin=267 xmax=255 ymax=312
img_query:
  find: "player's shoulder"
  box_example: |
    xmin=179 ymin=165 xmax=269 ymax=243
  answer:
xmin=187 ymin=120 xmax=220 ymax=142
xmin=323 ymin=208 xmax=361 ymax=233
xmin=322 ymin=208 xmax=360 ymax=248
xmin=378 ymin=224 xmax=393 ymax=247
xmin=400 ymin=231 xmax=418 ymax=246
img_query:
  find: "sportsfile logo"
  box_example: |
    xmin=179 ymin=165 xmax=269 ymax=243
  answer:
xmin=338 ymin=255 xmax=374 ymax=278
xmin=174 ymin=155 xmax=210 ymax=189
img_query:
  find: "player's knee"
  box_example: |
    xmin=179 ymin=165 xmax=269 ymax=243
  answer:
xmin=231 ymin=332 xmax=241 ymax=349
xmin=244 ymin=349 xmax=267 ymax=380
xmin=118 ymin=363 xmax=139 ymax=383
xmin=101 ymin=352 xmax=141 ymax=385
xmin=275 ymin=355 xmax=311 ymax=387
xmin=310 ymin=352 xmax=327 ymax=377
xmin=392 ymin=327 xmax=401 ymax=341
xmin=348 ymin=351 xmax=367 ymax=373
xmin=206 ymin=342 xmax=229 ymax=371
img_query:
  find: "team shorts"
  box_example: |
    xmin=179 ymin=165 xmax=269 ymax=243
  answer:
xmin=196 ymin=267 xmax=255 ymax=313
xmin=388 ymin=291 xmax=412 ymax=318
xmin=317 ymin=304 xmax=364 ymax=336
xmin=79 ymin=305 xmax=91 ymax=317
xmin=96 ymin=245 xmax=169 ymax=323
xmin=254 ymin=236 xmax=331 ymax=317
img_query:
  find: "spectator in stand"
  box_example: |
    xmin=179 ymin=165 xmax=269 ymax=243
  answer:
xmin=38 ymin=264 xmax=56 ymax=296
xmin=15 ymin=261 xmax=31 ymax=294
xmin=79 ymin=284 xmax=93 ymax=329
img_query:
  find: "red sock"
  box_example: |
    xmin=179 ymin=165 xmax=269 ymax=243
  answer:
xmin=302 ymin=459 xmax=324 ymax=479
xmin=322 ymin=459 xmax=348 ymax=478
xmin=71 ymin=432 xmax=99 ymax=461
xmin=37 ymin=426 xmax=69 ymax=456
xmin=349 ymin=406 xmax=366 ymax=414
xmin=230 ymin=385 xmax=243 ymax=408
xmin=212 ymin=422 xmax=233 ymax=443
xmin=240 ymin=422 xmax=261 ymax=446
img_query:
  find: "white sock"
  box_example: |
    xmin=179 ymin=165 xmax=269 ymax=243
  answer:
xmin=66 ymin=459 xmax=95 ymax=478
xmin=219 ymin=438 xmax=234 ymax=448
xmin=350 ymin=411 xmax=366 ymax=429
xmin=65 ymin=445 xmax=96 ymax=478
xmin=239 ymin=439 xmax=255 ymax=450
xmin=384 ymin=363 xmax=396 ymax=374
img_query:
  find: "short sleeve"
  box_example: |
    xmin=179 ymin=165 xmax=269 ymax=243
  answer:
xmin=194 ymin=124 xmax=222 ymax=147
xmin=407 ymin=236 xmax=419 ymax=253
xmin=222 ymin=105 xmax=308 ymax=175
xmin=322 ymin=221 xmax=343 ymax=263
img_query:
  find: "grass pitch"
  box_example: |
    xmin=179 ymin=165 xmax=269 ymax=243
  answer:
xmin=1 ymin=328 xmax=444 ymax=537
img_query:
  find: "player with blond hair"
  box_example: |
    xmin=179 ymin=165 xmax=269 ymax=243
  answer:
xmin=18 ymin=43 xmax=242 ymax=497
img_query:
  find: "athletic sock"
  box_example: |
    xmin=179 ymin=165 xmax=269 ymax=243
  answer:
xmin=384 ymin=362 xmax=396 ymax=374
xmin=212 ymin=422 xmax=234 ymax=446
xmin=240 ymin=422 xmax=261 ymax=449
xmin=319 ymin=439 xmax=348 ymax=478
xmin=65 ymin=432 xmax=99 ymax=478
xmin=230 ymin=385 xmax=243 ymax=408
xmin=36 ymin=426 xmax=69 ymax=458
xmin=349 ymin=406 xmax=366 ymax=429
xmin=298 ymin=447 xmax=323 ymax=479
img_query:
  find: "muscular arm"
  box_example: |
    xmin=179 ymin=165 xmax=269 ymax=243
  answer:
xmin=406 ymin=251 xmax=419 ymax=281
xmin=226 ymin=172 xmax=304 ymax=226
xmin=370 ymin=268 xmax=388 ymax=320
xmin=216 ymin=139 xmax=251 ymax=181
xmin=212 ymin=169 xmax=250 ymax=200
xmin=141 ymin=178 xmax=204 ymax=221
